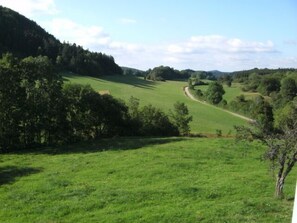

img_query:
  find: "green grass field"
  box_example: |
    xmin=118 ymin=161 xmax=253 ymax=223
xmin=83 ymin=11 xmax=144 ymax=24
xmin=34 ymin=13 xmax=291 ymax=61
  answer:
xmin=194 ymin=82 xmax=262 ymax=103
xmin=0 ymin=137 xmax=295 ymax=222
xmin=63 ymin=74 xmax=247 ymax=135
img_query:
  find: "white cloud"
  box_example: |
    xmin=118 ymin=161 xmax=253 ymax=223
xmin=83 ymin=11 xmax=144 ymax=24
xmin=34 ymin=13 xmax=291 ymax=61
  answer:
xmin=47 ymin=18 xmax=111 ymax=48
xmin=167 ymin=35 xmax=276 ymax=55
xmin=119 ymin=18 xmax=137 ymax=25
xmin=43 ymin=18 xmax=294 ymax=71
xmin=162 ymin=35 xmax=282 ymax=71
xmin=0 ymin=0 xmax=58 ymax=17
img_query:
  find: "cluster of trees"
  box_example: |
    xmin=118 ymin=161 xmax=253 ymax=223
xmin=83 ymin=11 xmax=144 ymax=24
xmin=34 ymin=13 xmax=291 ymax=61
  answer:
xmin=218 ymin=74 xmax=232 ymax=87
xmin=190 ymin=81 xmax=226 ymax=105
xmin=56 ymin=43 xmax=122 ymax=76
xmin=229 ymin=71 xmax=297 ymax=118
xmin=190 ymin=68 xmax=297 ymax=123
xmin=232 ymin=68 xmax=297 ymax=198
xmin=232 ymin=68 xmax=296 ymax=83
xmin=0 ymin=6 xmax=122 ymax=77
xmin=146 ymin=66 xmax=190 ymax=81
xmin=146 ymin=66 xmax=218 ymax=81
xmin=232 ymin=68 xmax=297 ymax=93
xmin=190 ymin=71 xmax=217 ymax=81
xmin=0 ymin=54 xmax=192 ymax=151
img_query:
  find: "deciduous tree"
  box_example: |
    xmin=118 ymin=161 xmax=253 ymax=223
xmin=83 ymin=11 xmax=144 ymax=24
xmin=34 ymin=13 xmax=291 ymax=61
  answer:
xmin=236 ymin=100 xmax=297 ymax=198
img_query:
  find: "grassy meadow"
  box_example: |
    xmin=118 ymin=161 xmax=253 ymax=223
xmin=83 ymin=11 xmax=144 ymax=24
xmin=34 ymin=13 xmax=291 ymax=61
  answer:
xmin=0 ymin=137 xmax=295 ymax=222
xmin=193 ymin=82 xmax=262 ymax=103
xmin=63 ymin=74 xmax=247 ymax=135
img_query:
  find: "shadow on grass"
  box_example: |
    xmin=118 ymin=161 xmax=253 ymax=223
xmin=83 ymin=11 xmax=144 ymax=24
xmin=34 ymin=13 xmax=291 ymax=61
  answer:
xmin=0 ymin=166 xmax=42 ymax=185
xmin=100 ymin=75 xmax=156 ymax=89
xmin=63 ymin=73 xmax=156 ymax=90
xmin=10 ymin=137 xmax=189 ymax=155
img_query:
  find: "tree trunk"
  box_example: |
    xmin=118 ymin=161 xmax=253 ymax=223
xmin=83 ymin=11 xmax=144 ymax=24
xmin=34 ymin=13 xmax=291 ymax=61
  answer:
xmin=275 ymin=176 xmax=285 ymax=198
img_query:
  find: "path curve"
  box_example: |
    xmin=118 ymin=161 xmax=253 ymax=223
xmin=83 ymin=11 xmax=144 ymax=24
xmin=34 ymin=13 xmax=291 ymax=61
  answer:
xmin=184 ymin=86 xmax=254 ymax=122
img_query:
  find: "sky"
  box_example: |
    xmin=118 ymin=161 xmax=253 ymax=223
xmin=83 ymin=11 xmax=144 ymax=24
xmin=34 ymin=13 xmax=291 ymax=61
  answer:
xmin=0 ymin=0 xmax=296 ymax=71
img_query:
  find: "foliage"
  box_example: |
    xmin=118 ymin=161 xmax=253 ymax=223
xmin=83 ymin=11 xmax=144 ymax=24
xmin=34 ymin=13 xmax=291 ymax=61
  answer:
xmin=170 ymin=102 xmax=193 ymax=136
xmin=274 ymin=99 xmax=297 ymax=129
xmin=0 ymin=54 xmax=64 ymax=150
xmin=0 ymin=6 xmax=122 ymax=77
xmin=204 ymin=82 xmax=225 ymax=104
xmin=218 ymin=74 xmax=233 ymax=87
xmin=60 ymin=82 xmax=133 ymax=142
xmin=235 ymin=100 xmax=297 ymax=198
xmin=257 ymin=77 xmax=280 ymax=96
xmin=280 ymin=77 xmax=297 ymax=101
xmin=146 ymin=66 xmax=190 ymax=81
xmin=127 ymin=97 xmax=179 ymax=136
xmin=192 ymin=70 xmax=217 ymax=80
xmin=0 ymin=55 xmax=181 ymax=151
xmin=232 ymin=68 xmax=295 ymax=84
xmin=138 ymin=104 xmax=179 ymax=136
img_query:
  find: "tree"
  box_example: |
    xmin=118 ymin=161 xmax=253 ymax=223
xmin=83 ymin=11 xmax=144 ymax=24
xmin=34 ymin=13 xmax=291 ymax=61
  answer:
xmin=170 ymin=102 xmax=193 ymax=136
xmin=188 ymin=78 xmax=194 ymax=90
xmin=257 ymin=77 xmax=280 ymax=96
xmin=0 ymin=54 xmax=23 ymax=151
xmin=235 ymin=101 xmax=297 ymax=198
xmin=218 ymin=74 xmax=232 ymax=87
xmin=17 ymin=56 xmax=63 ymax=146
xmin=205 ymin=82 xmax=225 ymax=104
xmin=250 ymin=96 xmax=274 ymax=132
xmin=139 ymin=104 xmax=178 ymax=136
xmin=280 ymin=77 xmax=297 ymax=101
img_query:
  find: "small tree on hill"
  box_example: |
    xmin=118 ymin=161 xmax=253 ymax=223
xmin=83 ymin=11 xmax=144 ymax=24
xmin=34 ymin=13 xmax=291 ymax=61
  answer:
xmin=170 ymin=102 xmax=193 ymax=136
xmin=205 ymin=82 xmax=225 ymax=104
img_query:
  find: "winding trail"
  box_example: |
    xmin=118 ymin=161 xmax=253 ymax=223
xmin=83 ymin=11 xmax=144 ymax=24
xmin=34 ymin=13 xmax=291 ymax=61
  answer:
xmin=184 ymin=86 xmax=254 ymax=122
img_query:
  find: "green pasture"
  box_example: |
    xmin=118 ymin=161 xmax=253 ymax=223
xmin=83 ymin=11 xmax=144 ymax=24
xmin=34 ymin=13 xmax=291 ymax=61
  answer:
xmin=63 ymin=74 xmax=247 ymax=135
xmin=194 ymin=82 xmax=262 ymax=103
xmin=0 ymin=138 xmax=295 ymax=222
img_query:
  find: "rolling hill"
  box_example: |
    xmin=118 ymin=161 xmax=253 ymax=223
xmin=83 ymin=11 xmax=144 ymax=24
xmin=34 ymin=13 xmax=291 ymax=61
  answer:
xmin=0 ymin=5 xmax=122 ymax=76
xmin=64 ymin=73 xmax=248 ymax=135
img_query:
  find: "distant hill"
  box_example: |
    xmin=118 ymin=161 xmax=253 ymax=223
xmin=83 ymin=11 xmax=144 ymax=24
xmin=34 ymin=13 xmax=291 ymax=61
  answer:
xmin=231 ymin=68 xmax=297 ymax=83
xmin=121 ymin=67 xmax=145 ymax=77
xmin=0 ymin=6 xmax=122 ymax=76
xmin=208 ymin=70 xmax=230 ymax=77
xmin=0 ymin=5 xmax=59 ymax=59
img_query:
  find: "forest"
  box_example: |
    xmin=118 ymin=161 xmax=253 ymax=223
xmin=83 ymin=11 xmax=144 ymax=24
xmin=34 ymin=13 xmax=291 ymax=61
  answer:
xmin=0 ymin=5 xmax=122 ymax=77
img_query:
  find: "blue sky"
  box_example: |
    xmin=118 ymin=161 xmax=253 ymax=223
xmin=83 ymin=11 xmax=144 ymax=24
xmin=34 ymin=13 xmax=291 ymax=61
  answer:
xmin=0 ymin=0 xmax=296 ymax=71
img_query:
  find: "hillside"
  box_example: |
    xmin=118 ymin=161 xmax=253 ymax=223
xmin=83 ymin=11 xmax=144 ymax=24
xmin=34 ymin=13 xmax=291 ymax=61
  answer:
xmin=121 ymin=67 xmax=145 ymax=76
xmin=208 ymin=70 xmax=230 ymax=77
xmin=64 ymin=73 xmax=248 ymax=135
xmin=0 ymin=6 xmax=122 ymax=76
xmin=0 ymin=5 xmax=59 ymax=59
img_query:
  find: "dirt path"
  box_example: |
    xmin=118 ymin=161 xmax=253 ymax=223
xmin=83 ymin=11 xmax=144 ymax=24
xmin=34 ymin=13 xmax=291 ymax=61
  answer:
xmin=184 ymin=86 xmax=254 ymax=122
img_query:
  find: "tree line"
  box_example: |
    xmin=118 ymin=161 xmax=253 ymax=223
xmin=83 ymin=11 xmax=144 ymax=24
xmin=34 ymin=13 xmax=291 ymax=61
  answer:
xmin=146 ymin=66 xmax=216 ymax=81
xmin=0 ymin=6 xmax=122 ymax=77
xmin=0 ymin=54 xmax=192 ymax=152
